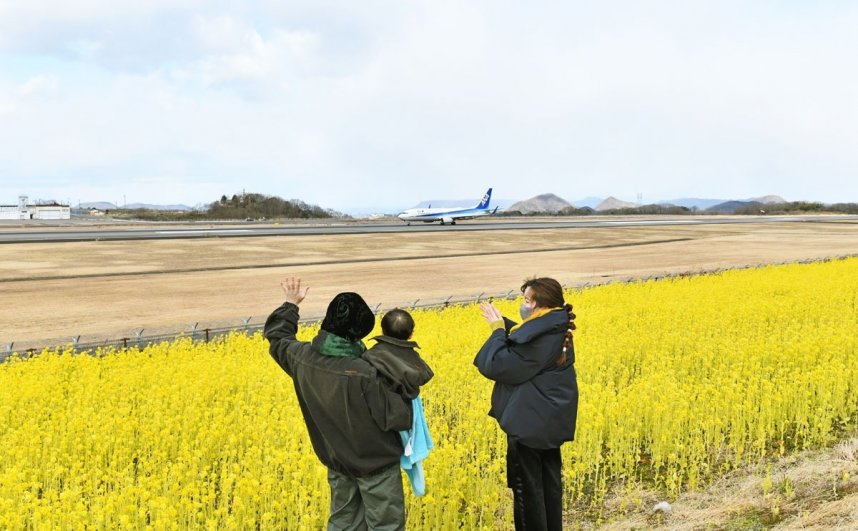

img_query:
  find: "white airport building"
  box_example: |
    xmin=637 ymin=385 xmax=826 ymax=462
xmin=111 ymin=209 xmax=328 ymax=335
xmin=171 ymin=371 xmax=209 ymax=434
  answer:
xmin=0 ymin=196 xmax=71 ymax=220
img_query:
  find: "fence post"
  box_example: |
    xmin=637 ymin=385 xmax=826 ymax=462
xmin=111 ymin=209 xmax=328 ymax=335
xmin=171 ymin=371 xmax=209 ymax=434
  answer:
xmin=373 ymin=303 xmax=382 ymax=314
xmin=242 ymin=317 xmax=252 ymax=329
xmin=204 ymin=328 xmax=210 ymax=342
xmin=443 ymin=296 xmax=452 ymax=307
xmin=189 ymin=322 xmax=199 ymax=340
xmin=71 ymin=336 xmax=81 ymax=350
xmin=411 ymin=299 xmax=420 ymax=310
xmin=475 ymin=292 xmax=485 ymax=303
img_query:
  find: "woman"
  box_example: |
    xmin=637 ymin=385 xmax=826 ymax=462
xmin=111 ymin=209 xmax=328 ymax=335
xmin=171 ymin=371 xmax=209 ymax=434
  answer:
xmin=474 ymin=277 xmax=578 ymax=531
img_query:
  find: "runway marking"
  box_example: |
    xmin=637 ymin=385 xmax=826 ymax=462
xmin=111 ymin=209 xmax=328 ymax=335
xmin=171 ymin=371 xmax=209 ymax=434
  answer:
xmin=601 ymin=220 xmax=705 ymax=225
xmin=2 ymin=215 xmax=856 ymax=244
xmin=155 ymin=229 xmax=253 ymax=235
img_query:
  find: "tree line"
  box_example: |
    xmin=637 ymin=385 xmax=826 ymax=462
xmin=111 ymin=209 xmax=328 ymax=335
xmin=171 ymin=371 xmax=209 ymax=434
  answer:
xmin=111 ymin=193 xmax=340 ymax=221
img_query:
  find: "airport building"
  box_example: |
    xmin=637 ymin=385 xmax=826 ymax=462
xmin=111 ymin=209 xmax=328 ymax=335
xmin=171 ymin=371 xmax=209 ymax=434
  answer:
xmin=0 ymin=196 xmax=71 ymax=220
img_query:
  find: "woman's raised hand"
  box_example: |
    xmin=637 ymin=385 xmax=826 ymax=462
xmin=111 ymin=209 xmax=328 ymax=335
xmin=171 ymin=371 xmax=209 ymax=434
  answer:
xmin=479 ymin=301 xmax=503 ymax=324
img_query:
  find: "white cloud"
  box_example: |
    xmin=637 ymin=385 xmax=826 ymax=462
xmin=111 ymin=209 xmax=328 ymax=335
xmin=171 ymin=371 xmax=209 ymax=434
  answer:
xmin=155 ymin=15 xmax=323 ymax=97
xmin=1 ymin=1 xmax=857 ymax=209
xmin=16 ymin=75 xmax=59 ymax=97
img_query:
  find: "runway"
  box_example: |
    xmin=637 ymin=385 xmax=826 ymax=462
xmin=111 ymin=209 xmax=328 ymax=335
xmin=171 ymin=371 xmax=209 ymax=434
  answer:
xmin=1 ymin=215 xmax=856 ymax=243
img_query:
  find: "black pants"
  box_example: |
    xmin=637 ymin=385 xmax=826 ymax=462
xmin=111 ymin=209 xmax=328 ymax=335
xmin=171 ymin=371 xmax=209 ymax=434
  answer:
xmin=506 ymin=437 xmax=563 ymax=531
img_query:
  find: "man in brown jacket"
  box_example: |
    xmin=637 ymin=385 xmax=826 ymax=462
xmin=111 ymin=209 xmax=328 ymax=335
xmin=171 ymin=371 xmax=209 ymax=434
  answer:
xmin=264 ymin=277 xmax=412 ymax=530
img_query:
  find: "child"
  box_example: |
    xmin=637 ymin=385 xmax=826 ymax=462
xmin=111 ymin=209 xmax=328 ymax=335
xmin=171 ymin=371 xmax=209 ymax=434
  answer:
xmin=363 ymin=309 xmax=434 ymax=496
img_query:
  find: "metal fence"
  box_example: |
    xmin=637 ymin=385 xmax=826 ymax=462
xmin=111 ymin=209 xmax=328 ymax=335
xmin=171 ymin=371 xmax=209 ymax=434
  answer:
xmin=3 ymin=254 xmax=855 ymax=363
xmin=0 ymin=290 xmax=522 ymax=363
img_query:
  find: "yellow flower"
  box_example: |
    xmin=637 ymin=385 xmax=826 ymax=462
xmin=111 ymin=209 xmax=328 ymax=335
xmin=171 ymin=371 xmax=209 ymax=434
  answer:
xmin=1 ymin=258 xmax=857 ymax=526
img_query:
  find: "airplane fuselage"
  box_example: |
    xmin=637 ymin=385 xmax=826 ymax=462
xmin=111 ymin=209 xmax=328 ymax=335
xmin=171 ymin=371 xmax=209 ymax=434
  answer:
xmin=397 ymin=188 xmax=495 ymax=225
xmin=397 ymin=207 xmax=491 ymax=225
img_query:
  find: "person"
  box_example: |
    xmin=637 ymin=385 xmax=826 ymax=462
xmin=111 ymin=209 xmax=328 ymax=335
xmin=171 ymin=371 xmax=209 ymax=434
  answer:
xmin=362 ymin=309 xmax=434 ymax=496
xmin=264 ymin=277 xmax=412 ymax=531
xmin=363 ymin=309 xmax=434 ymax=402
xmin=473 ymin=277 xmax=579 ymax=531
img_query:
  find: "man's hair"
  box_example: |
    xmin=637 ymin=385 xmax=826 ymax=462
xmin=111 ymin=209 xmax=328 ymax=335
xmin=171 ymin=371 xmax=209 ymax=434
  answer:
xmin=520 ymin=277 xmax=565 ymax=308
xmin=381 ymin=308 xmax=414 ymax=340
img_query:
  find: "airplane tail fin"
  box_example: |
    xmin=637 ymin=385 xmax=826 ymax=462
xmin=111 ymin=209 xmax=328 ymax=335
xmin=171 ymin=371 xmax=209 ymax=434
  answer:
xmin=476 ymin=188 xmax=492 ymax=209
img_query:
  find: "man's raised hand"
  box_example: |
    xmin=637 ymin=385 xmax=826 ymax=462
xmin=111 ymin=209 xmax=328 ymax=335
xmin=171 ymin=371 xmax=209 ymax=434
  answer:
xmin=281 ymin=277 xmax=310 ymax=305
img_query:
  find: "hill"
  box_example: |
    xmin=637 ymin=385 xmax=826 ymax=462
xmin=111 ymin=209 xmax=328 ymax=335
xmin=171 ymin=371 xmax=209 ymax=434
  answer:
xmin=126 ymin=203 xmax=194 ymax=211
xmin=660 ymin=198 xmax=728 ymax=210
xmin=79 ymin=201 xmax=118 ymax=210
xmin=79 ymin=202 xmax=194 ymax=211
xmin=507 ymin=193 xmax=573 ymax=214
xmin=91 ymin=193 xmax=339 ymax=221
xmin=570 ymin=196 xmax=604 ymax=209
xmin=707 ymin=200 xmax=766 ymax=213
xmin=595 ymin=196 xmax=638 ymax=211
xmin=750 ymin=195 xmax=787 ymax=204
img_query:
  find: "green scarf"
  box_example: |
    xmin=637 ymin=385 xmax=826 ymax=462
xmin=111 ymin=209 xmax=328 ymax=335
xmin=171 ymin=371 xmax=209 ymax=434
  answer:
xmin=319 ymin=332 xmax=367 ymax=357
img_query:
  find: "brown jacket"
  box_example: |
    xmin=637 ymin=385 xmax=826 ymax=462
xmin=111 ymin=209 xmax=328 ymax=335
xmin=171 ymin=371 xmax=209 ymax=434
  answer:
xmin=363 ymin=336 xmax=434 ymax=400
xmin=264 ymin=302 xmax=412 ymax=477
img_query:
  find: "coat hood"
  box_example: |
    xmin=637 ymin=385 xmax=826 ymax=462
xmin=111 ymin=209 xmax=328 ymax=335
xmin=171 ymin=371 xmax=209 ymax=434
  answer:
xmin=508 ymin=308 xmax=570 ymax=344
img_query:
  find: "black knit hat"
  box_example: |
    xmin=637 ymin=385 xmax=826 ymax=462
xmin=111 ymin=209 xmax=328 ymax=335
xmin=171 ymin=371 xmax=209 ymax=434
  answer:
xmin=321 ymin=292 xmax=375 ymax=341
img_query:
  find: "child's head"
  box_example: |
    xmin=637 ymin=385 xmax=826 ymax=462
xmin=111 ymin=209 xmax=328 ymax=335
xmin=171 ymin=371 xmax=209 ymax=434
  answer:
xmin=381 ymin=308 xmax=414 ymax=340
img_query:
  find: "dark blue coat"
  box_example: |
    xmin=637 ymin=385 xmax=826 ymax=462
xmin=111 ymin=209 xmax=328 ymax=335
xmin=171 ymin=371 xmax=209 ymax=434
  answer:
xmin=473 ymin=309 xmax=578 ymax=449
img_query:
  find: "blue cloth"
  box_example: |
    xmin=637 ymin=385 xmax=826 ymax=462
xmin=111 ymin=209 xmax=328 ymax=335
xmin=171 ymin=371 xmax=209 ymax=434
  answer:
xmin=398 ymin=395 xmax=433 ymax=496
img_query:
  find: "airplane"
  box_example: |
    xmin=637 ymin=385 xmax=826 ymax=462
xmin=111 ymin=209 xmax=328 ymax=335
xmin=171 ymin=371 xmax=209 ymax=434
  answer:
xmin=397 ymin=188 xmax=498 ymax=225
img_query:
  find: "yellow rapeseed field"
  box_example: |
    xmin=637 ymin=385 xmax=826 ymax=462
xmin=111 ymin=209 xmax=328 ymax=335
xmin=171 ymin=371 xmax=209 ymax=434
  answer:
xmin=1 ymin=258 xmax=857 ymax=529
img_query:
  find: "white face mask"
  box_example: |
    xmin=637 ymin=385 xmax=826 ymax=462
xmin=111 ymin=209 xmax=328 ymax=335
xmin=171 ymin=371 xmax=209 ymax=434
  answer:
xmin=519 ymin=302 xmax=536 ymax=321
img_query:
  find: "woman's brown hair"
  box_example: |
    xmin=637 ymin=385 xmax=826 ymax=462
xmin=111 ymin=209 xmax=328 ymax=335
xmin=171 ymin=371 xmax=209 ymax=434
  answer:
xmin=521 ymin=277 xmax=576 ymax=367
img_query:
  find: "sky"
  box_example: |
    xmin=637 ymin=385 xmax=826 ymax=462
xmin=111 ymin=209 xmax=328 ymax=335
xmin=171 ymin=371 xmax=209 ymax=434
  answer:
xmin=1 ymin=1 xmax=857 ymax=214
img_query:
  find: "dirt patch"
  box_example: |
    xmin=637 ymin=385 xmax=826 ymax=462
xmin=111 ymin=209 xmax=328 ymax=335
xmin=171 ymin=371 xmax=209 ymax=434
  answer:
xmin=2 ymin=220 xmax=858 ymax=346
xmin=592 ymin=435 xmax=858 ymax=530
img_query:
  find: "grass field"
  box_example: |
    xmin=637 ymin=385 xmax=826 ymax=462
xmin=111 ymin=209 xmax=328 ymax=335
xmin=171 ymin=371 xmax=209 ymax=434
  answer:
xmin=3 ymin=218 xmax=858 ymax=347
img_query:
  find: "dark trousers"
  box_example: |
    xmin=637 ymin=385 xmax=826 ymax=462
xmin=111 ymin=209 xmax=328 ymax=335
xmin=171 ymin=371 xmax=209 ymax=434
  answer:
xmin=327 ymin=465 xmax=405 ymax=531
xmin=506 ymin=437 xmax=563 ymax=531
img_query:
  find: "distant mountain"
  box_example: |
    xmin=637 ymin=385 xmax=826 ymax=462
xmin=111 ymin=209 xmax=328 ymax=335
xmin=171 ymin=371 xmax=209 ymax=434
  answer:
xmin=568 ymin=196 xmax=604 ymax=209
xmin=706 ymin=200 xmax=765 ymax=213
xmin=660 ymin=198 xmax=728 ymax=210
xmin=507 ymin=193 xmax=573 ymax=214
xmin=749 ymin=195 xmax=787 ymax=204
xmin=78 ymin=202 xmax=117 ymax=210
xmin=126 ymin=203 xmax=194 ymax=211
xmin=595 ymin=196 xmax=638 ymax=211
xmin=413 ymin=199 xmax=476 ymax=208
xmin=706 ymin=195 xmax=786 ymax=213
xmin=77 ymin=202 xmax=193 ymax=211
xmin=412 ymin=198 xmax=516 ymax=210
xmin=659 ymin=195 xmax=785 ymax=210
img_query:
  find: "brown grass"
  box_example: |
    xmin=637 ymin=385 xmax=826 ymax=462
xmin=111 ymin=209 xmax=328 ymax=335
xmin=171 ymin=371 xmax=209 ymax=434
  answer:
xmin=2 ymin=219 xmax=857 ymax=346
xmin=590 ymin=434 xmax=858 ymax=530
